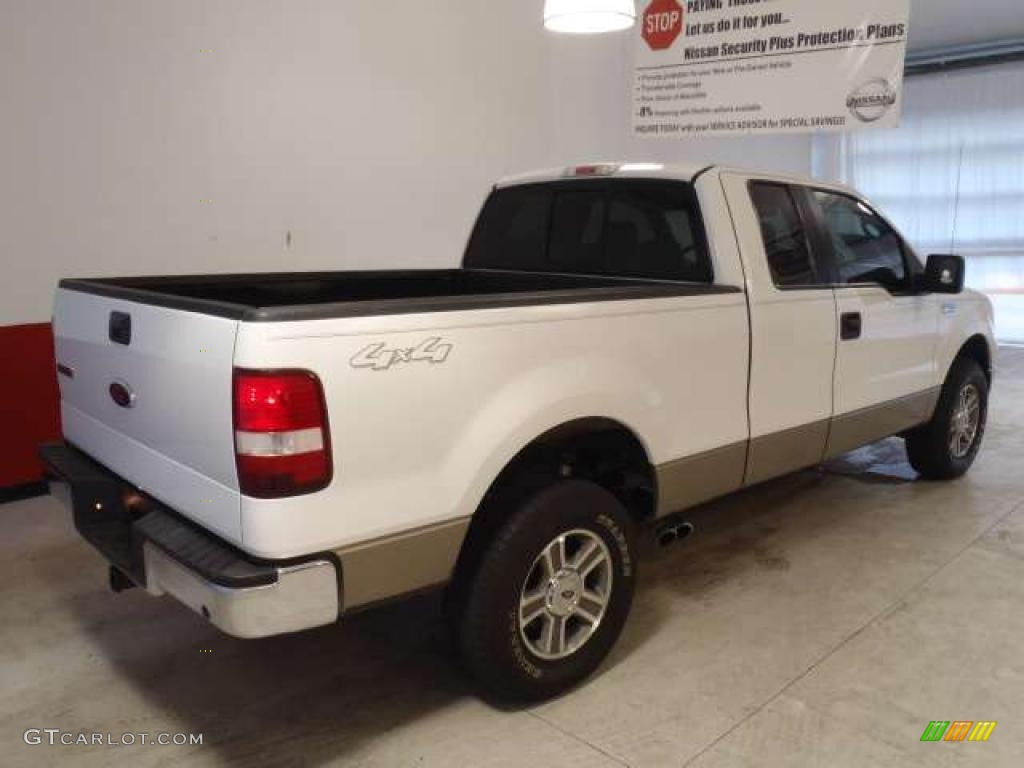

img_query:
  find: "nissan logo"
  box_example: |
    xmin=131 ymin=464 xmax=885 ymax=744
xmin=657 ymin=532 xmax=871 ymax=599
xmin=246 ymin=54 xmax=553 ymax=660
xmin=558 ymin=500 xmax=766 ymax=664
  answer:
xmin=846 ymin=78 xmax=897 ymax=123
xmin=109 ymin=380 xmax=136 ymax=408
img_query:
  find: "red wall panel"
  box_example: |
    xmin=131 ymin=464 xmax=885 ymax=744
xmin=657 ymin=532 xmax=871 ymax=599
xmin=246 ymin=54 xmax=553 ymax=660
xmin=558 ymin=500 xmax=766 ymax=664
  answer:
xmin=0 ymin=323 xmax=61 ymax=488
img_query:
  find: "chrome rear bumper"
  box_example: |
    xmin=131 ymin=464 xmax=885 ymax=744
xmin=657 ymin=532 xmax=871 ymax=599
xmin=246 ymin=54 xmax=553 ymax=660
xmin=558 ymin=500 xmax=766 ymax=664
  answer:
xmin=143 ymin=544 xmax=339 ymax=638
xmin=40 ymin=441 xmax=341 ymax=639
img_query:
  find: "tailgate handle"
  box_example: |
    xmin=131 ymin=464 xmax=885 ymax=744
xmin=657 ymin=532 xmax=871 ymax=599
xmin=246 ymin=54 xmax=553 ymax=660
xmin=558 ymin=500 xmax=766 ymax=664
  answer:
xmin=109 ymin=311 xmax=131 ymax=345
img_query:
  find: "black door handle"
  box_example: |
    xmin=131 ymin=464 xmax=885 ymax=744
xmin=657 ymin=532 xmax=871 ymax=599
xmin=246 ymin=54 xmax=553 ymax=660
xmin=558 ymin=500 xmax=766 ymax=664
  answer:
xmin=109 ymin=311 xmax=132 ymax=345
xmin=840 ymin=312 xmax=862 ymax=340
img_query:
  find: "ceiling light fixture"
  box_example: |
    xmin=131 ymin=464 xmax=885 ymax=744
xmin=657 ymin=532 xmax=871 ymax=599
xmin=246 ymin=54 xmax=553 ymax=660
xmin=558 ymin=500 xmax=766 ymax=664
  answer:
xmin=544 ymin=0 xmax=636 ymax=35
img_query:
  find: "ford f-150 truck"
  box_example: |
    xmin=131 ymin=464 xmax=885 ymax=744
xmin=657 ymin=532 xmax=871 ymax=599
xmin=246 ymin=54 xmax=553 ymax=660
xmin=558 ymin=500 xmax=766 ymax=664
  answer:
xmin=41 ymin=163 xmax=994 ymax=701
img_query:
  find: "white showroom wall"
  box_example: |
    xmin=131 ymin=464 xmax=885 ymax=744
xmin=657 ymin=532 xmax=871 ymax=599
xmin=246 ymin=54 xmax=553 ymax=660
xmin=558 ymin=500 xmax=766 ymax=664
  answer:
xmin=0 ymin=0 xmax=813 ymax=325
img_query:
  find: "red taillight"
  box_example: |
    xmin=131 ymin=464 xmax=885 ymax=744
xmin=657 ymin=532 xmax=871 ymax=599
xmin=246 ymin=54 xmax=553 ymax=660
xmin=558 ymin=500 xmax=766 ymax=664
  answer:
xmin=233 ymin=369 xmax=332 ymax=498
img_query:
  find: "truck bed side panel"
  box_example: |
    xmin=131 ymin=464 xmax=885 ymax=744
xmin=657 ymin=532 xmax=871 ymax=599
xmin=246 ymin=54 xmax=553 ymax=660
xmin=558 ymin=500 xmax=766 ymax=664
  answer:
xmin=233 ymin=293 xmax=749 ymax=559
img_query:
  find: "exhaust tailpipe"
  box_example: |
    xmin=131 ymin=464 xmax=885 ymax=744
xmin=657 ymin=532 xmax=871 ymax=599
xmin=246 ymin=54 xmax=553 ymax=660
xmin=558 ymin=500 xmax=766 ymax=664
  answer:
xmin=655 ymin=521 xmax=695 ymax=548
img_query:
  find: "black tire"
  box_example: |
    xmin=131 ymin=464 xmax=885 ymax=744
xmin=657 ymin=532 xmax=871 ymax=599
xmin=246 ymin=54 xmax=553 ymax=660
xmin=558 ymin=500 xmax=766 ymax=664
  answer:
xmin=452 ymin=477 xmax=637 ymax=703
xmin=906 ymin=356 xmax=988 ymax=480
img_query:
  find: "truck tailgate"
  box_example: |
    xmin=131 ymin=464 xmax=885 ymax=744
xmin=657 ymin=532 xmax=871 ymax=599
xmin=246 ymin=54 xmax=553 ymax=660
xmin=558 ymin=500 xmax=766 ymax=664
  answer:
xmin=53 ymin=287 xmax=242 ymax=543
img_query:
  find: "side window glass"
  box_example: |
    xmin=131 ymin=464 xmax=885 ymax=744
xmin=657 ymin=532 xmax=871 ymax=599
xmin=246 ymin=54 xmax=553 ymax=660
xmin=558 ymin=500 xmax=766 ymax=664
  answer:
xmin=604 ymin=184 xmax=712 ymax=282
xmin=813 ymin=190 xmax=907 ymax=289
xmin=749 ymin=183 xmax=822 ymax=287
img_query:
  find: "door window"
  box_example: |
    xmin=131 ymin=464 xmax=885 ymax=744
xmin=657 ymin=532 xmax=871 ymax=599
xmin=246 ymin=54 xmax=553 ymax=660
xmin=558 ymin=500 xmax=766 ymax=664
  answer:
xmin=749 ymin=182 xmax=823 ymax=287
xmin=812 ymin=190 xmax=909 ymax=290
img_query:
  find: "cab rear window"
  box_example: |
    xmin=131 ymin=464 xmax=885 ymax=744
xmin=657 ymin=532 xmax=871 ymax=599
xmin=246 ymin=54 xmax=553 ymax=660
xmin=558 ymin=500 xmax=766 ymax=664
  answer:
xmin=463 ymin=181 xmax=712 ymax=283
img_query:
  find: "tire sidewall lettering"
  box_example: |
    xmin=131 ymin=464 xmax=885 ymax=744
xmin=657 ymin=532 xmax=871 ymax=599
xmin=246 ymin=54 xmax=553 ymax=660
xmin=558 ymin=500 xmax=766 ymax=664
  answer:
xmin=596 ymin=513 xmax=633 ymax=578
xmin=508 ymin=609 xmax=543 ymax=679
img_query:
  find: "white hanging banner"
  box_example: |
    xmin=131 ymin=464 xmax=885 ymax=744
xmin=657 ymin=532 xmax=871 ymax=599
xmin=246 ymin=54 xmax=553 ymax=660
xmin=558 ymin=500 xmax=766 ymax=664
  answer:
xmin=633 ymin=0 xmax=910 ymax=137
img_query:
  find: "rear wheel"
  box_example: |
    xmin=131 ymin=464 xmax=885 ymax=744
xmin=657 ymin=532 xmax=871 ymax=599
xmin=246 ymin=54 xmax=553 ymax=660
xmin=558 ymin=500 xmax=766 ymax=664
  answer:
xmin=451 ymin=478 xmax=637 ymax=703
xmin=906 ymin=356 xmax=988 ymax=479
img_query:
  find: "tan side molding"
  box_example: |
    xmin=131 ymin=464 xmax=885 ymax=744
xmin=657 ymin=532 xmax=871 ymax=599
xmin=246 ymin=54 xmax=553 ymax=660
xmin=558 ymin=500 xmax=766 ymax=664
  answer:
xmin=825 ymin=388 xmax=939 ymax=459
xmin=745 ymin=419 xmax=830 ymax=486
xmin=334 ymin=518 xmax=471 ymax=610
xmin=655 ymin=441 xmax=747 ymax=517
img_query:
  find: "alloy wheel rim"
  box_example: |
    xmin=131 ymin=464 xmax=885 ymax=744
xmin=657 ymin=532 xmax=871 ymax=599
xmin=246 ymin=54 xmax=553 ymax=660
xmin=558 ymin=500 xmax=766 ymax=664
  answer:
xmin=948 ymin=383 xmax=981 ymax=459
xmin=517 ymin=529 xmax=613 ymax=661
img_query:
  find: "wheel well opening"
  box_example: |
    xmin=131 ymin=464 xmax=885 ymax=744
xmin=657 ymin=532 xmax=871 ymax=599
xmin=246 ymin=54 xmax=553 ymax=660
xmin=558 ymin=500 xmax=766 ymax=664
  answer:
xmin=958 ymin=335 xmax=992 ymax=384
xmin=448 ymin=419 xmax=656 ymax=599
xmin=491 ymin=418 xmax=656 ymax=523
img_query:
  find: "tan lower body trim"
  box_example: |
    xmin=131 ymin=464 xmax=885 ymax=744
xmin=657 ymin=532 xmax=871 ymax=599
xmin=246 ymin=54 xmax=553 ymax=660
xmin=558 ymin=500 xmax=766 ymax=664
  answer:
xmin=745 ymin=419 xmax=830 ymax=486
xmin=337 ymin=388 xmax=939 ymax=608
xmin=333 ymin=518 xmax=471 ymax=610
xmin=655 ymin=441 xmax=747 ymax=517
xmin=825 ymin=387 xmax=940 ymax=458
xmin=655 ymin=388 xmax=941 ymax=514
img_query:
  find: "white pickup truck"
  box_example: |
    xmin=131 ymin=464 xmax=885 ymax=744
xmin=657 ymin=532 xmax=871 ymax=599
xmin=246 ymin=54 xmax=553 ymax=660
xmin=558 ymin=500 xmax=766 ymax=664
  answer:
xmin=41 ymin=163 xmax=994 ymax=701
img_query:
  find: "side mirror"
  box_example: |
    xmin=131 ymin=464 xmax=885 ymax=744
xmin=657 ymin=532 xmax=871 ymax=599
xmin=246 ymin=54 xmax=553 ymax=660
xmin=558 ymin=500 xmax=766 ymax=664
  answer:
xmin=921 ymin=254 xmax=965 ymax=294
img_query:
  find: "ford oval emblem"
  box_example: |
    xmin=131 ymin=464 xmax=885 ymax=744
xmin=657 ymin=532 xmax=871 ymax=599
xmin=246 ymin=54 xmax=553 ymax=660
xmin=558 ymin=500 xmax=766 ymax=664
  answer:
xmin=109 ymin=380 xmax=135 ymax=408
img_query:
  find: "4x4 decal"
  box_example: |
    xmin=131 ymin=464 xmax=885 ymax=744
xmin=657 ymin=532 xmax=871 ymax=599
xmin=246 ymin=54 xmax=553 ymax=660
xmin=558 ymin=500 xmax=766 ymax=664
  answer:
xmin=350 ymin=337 xmax=453 ymax=371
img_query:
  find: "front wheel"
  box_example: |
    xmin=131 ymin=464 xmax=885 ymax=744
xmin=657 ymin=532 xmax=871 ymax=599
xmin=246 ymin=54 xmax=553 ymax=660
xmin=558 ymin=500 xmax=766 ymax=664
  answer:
xmin=453 ymin=478 xmax=637 ymax=703
xmin=906 ymin=356 xmax=988 ymax=480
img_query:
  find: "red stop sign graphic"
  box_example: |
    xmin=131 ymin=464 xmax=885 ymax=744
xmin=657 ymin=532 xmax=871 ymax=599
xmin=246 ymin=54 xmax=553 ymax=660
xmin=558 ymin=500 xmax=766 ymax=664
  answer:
xmin=642 ymin=0 xmax=684 ymax=51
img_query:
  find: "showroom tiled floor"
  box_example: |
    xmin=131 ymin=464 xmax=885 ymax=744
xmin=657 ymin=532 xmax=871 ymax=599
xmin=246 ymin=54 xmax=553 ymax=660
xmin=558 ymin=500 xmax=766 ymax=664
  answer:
xmin=2 ymin=347 xmax=1023 ymax=767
